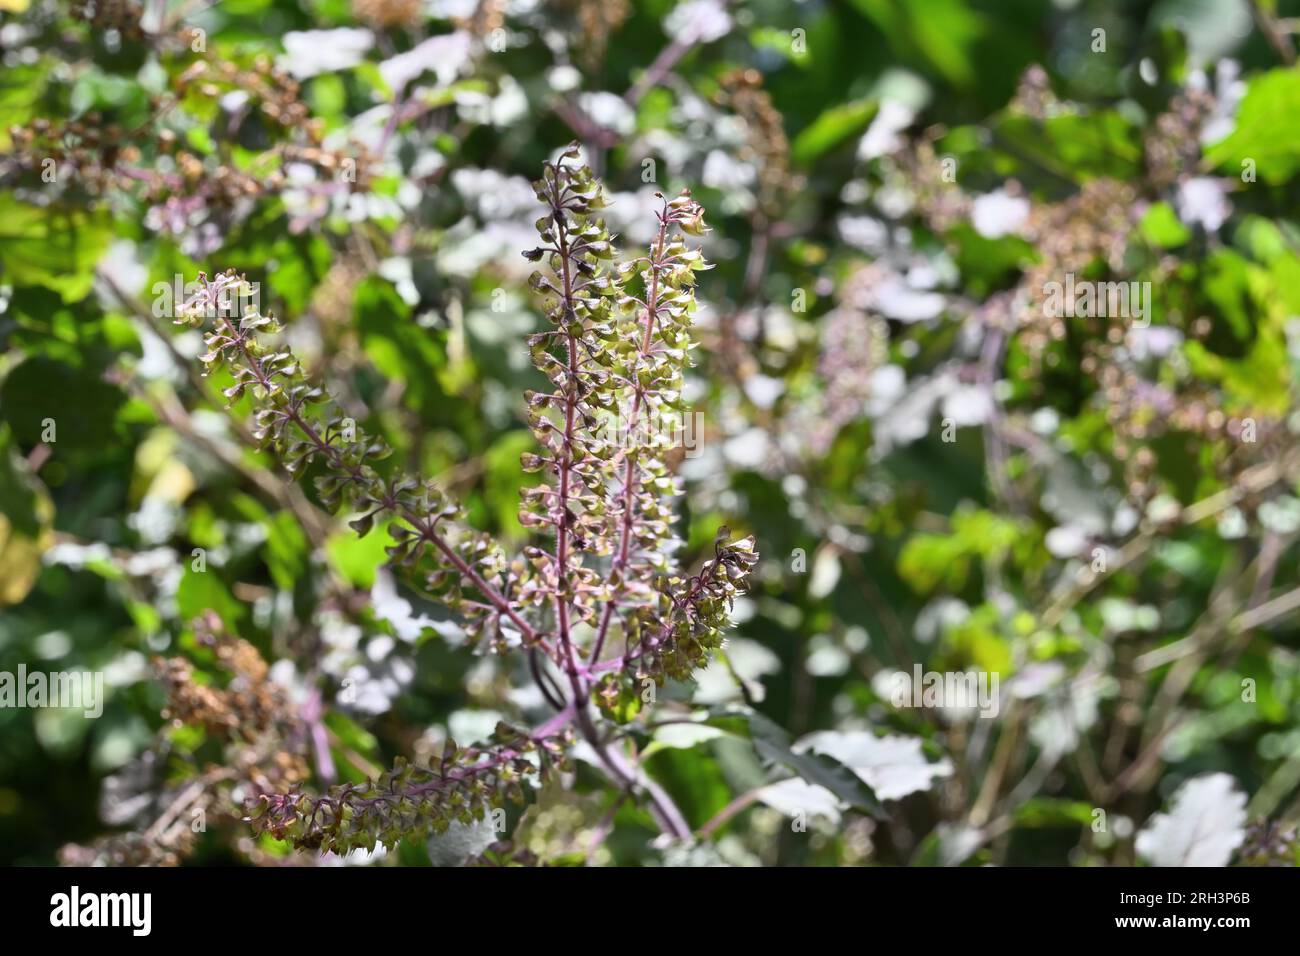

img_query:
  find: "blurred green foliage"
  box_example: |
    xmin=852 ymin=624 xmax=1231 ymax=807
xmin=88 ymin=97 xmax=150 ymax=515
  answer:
xmin=1 ymin=0 xmax=1299 ymax=867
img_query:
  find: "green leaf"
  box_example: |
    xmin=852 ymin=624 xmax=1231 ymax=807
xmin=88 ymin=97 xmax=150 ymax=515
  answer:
xmin=707 ymin=706 xmax=884 ymax=818
xmin=264 ymin=510 xmax=310 ymax=593
xmin=355 ymin=277 xmax=450 ymax=415
xmin=0 ymin=198 xmax=113 ymax=302
xmin=325 ymin=711 xmax=382 ymax=785
xmin=848 ymin=0 xmax=988 ymax=88
xmin=791 ymin=98 xmax=878 ymax=166
xmin=1139 ymin=201 xmax=1191 ymax=248
xmin=0 ymin=356 xmax=126 ymax=457
xmin=1205 ymin=67 xmax=1300 ymax=184
xmin=993 ymin=110 xmax=1141 ymax=182
xmin=176 ymin=565 xmax=244 ymax=627
xmin=483 ymin=430 xmax=534 ymax=539
xmin=1013 ymin=797 xmax=1096 ymax=828
xmin=0 ymin=426 xmax=53 ymax=606
xmin=326 ymin=521 xmax=391 ymax=588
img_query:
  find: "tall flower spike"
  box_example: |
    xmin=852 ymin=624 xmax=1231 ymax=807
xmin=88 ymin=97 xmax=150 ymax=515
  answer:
xmin=520 ymin=149 xmax=728 ymax=665
xmin=248 ymin=727 xmax=571 ymax=854
xmin=175 ymin=270 xmax=535 ymax=655
xmin=520 ymin=152 xmax=752 ymax=713
xmin=172 ymin=151 xmax=756 ymax=853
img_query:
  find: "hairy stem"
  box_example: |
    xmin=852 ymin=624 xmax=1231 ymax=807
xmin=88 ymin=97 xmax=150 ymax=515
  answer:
xmin=550 ymin=173 xmax=584 ymax=685
xmin=590 ymin=211 xmax=671 ymax=666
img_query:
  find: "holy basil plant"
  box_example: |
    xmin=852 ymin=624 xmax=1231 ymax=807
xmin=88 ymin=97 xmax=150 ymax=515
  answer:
xmin=172 ymin=148 xmax=757 ymax=852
